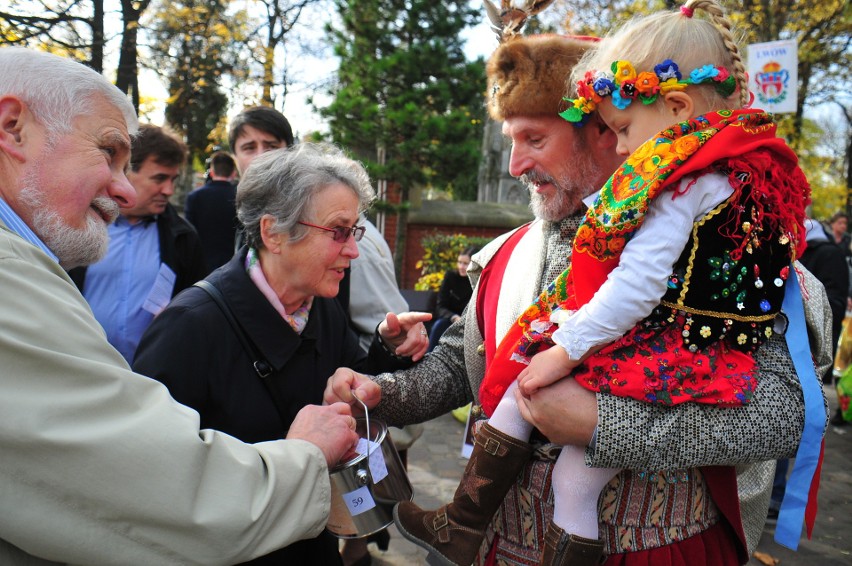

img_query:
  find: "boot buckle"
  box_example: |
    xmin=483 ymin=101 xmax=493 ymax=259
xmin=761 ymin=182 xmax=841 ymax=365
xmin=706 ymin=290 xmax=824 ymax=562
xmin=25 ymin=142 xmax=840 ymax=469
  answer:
xmin=483 ymin=437 xmax=500 ymax=455
xmin=432 ymin=510 xmax=449 ymax=532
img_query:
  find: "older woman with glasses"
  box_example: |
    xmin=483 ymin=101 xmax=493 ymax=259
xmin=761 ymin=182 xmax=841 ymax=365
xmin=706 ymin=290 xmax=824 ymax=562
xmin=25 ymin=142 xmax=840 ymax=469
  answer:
xmin=133 ymin=143 xmax=430 ymax=565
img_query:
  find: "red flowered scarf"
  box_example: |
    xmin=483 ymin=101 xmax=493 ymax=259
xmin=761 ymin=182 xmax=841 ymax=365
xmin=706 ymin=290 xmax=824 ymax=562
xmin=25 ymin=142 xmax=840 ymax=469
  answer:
xmin=479 ymin=108 xmax=807 ymax=415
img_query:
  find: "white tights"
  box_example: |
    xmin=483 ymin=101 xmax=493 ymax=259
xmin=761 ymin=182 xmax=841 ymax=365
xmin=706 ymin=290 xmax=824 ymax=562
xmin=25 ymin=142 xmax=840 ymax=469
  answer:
xmin=488 ymin=381 xmax=620 ymax=540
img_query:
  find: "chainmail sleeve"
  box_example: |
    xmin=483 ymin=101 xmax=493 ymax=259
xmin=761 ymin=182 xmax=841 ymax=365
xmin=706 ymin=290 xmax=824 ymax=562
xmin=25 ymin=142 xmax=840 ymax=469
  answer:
xmin=369 ymin=313 xmax=474 ymax=427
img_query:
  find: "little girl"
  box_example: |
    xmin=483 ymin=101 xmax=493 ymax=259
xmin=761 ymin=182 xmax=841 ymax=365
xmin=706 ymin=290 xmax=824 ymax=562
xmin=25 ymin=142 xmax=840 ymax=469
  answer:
xmin=394 ymin=1 xmax=812 ymax=565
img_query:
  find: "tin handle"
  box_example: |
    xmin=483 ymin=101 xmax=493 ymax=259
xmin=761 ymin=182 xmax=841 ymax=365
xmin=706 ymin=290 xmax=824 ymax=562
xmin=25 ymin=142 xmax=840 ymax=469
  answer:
xmin=351 ymin=390 xmax=371 ymax=463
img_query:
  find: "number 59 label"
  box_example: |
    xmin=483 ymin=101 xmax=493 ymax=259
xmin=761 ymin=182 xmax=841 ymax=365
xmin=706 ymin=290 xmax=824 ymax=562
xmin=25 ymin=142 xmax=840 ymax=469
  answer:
xmin=343 ymin=485 xmax=376 ymax=516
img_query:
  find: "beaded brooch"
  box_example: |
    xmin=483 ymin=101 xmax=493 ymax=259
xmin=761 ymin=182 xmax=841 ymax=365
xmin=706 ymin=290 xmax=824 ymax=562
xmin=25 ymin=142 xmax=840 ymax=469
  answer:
xmin=560 ymin=59 xmax=737 ymax=124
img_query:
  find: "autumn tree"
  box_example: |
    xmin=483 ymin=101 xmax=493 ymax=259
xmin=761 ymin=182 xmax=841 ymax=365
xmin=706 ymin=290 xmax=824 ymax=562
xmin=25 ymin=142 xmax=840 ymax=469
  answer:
xmin=146 ymin=0 xmax=245 ymax=166
xmin=115 ymin=0 xmax=152 ymax=112
xmin=319 ymin=0 xmax=486 ymax=203
xmin=0 ymin=0 xmax=107 ymax=71
xmin=242 ymin=0 xmax=321 ymax=106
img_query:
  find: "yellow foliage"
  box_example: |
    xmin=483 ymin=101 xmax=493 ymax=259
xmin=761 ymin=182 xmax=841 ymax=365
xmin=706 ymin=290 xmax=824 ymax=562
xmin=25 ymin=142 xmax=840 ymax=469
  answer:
xmin=415 ymin=272 xmax=445 ymax=292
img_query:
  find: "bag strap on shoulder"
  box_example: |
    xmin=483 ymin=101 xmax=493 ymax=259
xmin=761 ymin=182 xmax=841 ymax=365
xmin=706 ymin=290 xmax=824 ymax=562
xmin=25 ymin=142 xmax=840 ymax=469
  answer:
xmin=194 ymin=280 xmax=290 ymax=428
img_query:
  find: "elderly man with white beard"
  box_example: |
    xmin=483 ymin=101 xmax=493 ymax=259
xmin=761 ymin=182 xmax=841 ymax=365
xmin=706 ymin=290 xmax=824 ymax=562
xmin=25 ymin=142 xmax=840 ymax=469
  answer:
xmin=0 ymin=47 xmax=363 ymax=565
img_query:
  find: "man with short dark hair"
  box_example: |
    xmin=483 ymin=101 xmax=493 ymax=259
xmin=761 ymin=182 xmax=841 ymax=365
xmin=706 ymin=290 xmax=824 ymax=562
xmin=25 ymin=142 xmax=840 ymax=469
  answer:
xmin=827 ymin=211 xmax=851 ymax=253
xmin=185 ymin=150 xmax=239 ymax=272
xmin=69 ymin=124 xmax=207 ymax=363
xmin=229 ymin=105 xmax=295 ymax=175
xmin=228 ymin=106 xmax=296 ymax=251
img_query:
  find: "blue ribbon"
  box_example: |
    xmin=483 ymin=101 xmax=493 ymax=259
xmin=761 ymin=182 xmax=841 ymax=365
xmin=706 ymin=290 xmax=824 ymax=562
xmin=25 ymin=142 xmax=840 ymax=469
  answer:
xmin=774 ymin=266 xmax=824 ymax=550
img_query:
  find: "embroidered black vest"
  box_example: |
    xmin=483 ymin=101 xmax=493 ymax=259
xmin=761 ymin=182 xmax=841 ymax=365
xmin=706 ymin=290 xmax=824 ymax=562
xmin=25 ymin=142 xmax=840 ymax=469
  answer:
xmin=648 ymin=182 xmax=792 ymax=352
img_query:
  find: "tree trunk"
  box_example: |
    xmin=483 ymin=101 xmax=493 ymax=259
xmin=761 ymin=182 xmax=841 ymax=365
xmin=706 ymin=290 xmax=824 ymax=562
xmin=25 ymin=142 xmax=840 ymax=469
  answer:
xmin=116 ymin=0 xmax=150 ymax=113
xmin=90 ymin=0 xmax=104 ymax=73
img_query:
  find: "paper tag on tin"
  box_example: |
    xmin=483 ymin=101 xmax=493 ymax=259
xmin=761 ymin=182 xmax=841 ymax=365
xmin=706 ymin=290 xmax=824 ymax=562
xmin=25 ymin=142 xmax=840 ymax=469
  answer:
xmin=355 ymin=438 xmax=388 ymax=483
xmin=343 ymin=485 xmax=376 ymax=516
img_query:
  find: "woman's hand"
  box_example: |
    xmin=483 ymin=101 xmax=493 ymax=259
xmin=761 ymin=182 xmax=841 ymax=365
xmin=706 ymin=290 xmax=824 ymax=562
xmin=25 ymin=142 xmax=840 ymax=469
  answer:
xmin=378 ymin=311 xmax=432 ymax=361
xmin=324 ymin=367 xmax=382 ymax=413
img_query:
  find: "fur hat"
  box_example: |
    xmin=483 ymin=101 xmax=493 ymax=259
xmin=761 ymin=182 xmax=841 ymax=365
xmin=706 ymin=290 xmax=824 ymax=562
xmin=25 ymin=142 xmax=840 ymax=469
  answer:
xmin=485 ymin=34 xmax=598 ymax=121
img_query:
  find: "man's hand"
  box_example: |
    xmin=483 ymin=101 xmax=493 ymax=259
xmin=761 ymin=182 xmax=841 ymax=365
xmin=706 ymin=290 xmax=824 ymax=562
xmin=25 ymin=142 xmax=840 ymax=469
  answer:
xmin=287 ymin=402 xmax=360 ymax=467
xmin=515 ymin=377 xmax=598 ymax=446
xmin=517 ymin=345 xmax=577 ymax=396
xmin=378 ymin=311 xmax=432 ymax=361
xmin=323 ymin=367 xmax=382 ymax=414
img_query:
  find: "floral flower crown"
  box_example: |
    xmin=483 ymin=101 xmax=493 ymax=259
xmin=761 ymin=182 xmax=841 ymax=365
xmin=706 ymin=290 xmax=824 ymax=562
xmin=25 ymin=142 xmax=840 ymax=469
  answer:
xmin=559 ymin=59 xmax=737 ymax=124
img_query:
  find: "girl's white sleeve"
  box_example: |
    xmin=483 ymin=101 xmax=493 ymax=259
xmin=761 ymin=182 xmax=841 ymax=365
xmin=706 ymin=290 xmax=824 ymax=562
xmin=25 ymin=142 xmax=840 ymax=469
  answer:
xmin=552 ymin=173 xmax=734 ymax=359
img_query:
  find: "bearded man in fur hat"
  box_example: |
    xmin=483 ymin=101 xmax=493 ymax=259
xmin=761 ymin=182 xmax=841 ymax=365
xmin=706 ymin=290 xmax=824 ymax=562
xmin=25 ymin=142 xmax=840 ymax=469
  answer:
xmin=326 ymin=31 xmax=831 ymax=565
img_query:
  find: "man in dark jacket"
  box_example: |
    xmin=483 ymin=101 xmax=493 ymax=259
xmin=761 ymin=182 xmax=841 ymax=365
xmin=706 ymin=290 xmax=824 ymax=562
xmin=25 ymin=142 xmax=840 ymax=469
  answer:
xmin=69 ymin=124 xmax=206 ymax=363
xmin=185 ymin=151 xmax=239 ymax=273
xmin=799 ymin=217 xmax=850 ymax=427
xmin=799 ymin=218 xmax=849 ymax=376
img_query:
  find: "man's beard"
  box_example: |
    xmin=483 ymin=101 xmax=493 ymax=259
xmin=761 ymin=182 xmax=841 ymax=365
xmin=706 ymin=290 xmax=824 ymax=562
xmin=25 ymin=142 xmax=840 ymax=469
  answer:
xmin=18 ymin=164 xmax=119 ymax=269
xmin=522 ymin=138 xmax=601 ymax=222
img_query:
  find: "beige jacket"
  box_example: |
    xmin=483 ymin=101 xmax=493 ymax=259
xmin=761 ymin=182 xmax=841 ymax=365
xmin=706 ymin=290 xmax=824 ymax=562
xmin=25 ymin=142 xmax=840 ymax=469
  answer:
xmin=0 ymin=221 xmax=331 ymax=565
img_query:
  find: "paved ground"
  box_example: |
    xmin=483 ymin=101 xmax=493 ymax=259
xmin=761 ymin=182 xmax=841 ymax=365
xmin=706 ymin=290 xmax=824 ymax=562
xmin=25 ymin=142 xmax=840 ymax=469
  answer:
xmin=351 ymin=384 xmax=852 ymax=565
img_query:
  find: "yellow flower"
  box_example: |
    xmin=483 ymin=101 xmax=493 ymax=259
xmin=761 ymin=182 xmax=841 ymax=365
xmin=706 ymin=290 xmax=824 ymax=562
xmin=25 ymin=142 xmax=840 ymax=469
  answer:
xmin=613 ymin=61 xmax=636 ymax=82
xmin=737 ymin=333 xmax=748 ymax=345
xmin=628 ymin=139 xmax=656 ymax=163
xmin=630 ymin=141 xmax=672 ymax=179
xmin=700 ymin=326 xmax=712 ymax=338
xmin=659 ymin=78 xmax=687 ymax=94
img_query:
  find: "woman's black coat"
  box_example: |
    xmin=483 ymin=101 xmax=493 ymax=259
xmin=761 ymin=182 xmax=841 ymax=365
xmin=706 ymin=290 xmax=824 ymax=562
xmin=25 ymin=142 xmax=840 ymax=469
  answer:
xmin=134 ymin=247 xmax=408 ymax=565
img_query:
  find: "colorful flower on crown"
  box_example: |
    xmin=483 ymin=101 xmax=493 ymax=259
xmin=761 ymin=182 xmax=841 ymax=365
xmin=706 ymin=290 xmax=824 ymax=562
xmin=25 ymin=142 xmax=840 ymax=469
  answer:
xmin=613 ymin=60 xmax=637 ymax=82
xmin=713 ymin=66 xmax=730 ymax=82
xmin=576 ymin=96 xmax=596 ymax=114
xmin=576 ymin=71 xmax=596 ymax=100
xmin=619 ymin=79 xmax=638 ymax=101
xmin=611 ymin=88 xmax=632 ymax=110
xmin=689 ymin=65 xmax=719 ymax=83
xmin=594 ymin=75 xmax=616 ymax=98
xmin=659 ymin=77 xmax=688 ymax=94
xmin=635 ymin=72 xmax=661 ymax=98
xmin=560 ymin=57 xmax=734 ymax=124
xmin=654 ymin=59 xmax=682 ymax=81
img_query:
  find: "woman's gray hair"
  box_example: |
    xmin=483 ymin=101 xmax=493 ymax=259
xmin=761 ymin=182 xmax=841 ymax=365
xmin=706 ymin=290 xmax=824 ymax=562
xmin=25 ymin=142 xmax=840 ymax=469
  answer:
xmin=0 ymin=47 xmax=138 ymax=136
xmin=237 ymin=142 xmax=376 ymax=249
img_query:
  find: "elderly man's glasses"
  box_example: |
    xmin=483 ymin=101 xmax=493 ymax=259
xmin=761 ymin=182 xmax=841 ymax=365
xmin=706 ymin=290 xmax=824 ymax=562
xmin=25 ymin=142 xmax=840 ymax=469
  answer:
xmin=298 ymin=221 xmax=366 ymax=243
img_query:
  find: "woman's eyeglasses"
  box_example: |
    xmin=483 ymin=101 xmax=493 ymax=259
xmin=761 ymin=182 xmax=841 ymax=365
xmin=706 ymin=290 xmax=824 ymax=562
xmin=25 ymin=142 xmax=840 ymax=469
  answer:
xmin=298 ymin=221 xmax=366 ymax=243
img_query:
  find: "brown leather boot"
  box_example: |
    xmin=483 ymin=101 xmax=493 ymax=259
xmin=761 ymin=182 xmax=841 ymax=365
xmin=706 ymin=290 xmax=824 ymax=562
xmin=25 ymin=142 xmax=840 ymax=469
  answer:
xmin=393 ymin=422 xmax=533 ymax=565
xmin=540 ymin=522 xmax=605 ymax=566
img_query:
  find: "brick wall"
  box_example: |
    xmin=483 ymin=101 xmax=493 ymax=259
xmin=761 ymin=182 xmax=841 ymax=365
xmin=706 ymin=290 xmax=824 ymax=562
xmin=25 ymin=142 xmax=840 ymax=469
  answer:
xmin=369 ymin=196 xmax=532 ymax=289
xmin=401 ymin=223 xmax=508 ymax=288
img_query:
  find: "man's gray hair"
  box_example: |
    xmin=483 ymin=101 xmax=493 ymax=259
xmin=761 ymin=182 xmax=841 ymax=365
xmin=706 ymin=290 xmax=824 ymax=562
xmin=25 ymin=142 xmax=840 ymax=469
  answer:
xmin=0 ymin=47 xmax=138 ymax=136
xmin=237 ymin=142 xmax=375 ymax=249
